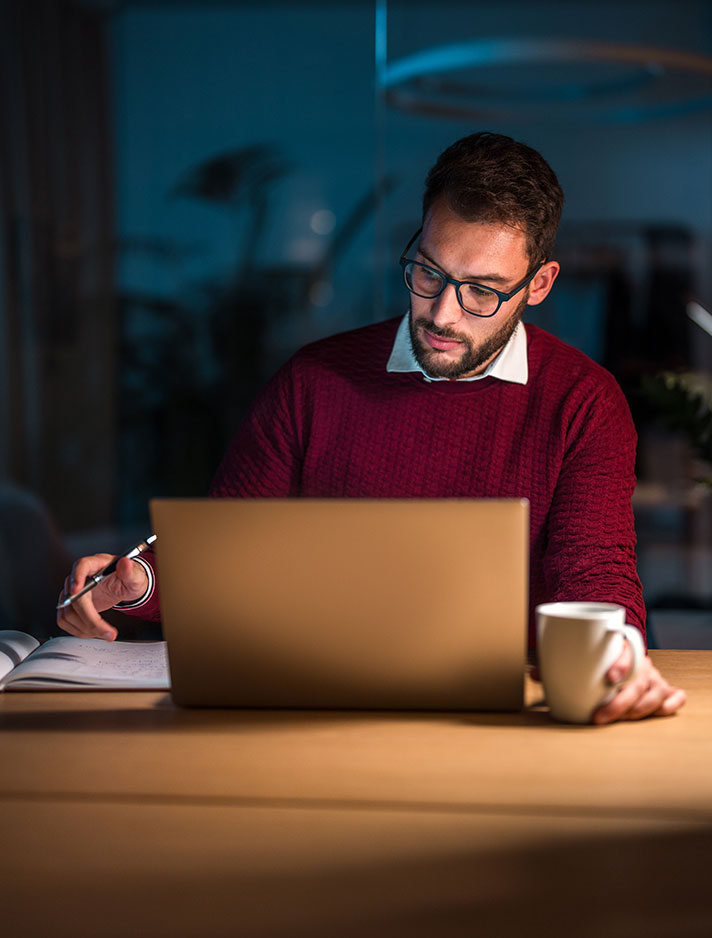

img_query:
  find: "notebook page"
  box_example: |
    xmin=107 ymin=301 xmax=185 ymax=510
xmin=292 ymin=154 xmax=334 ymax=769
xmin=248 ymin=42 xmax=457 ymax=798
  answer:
xmin=1 ymin=636 xmax=170 ymax=689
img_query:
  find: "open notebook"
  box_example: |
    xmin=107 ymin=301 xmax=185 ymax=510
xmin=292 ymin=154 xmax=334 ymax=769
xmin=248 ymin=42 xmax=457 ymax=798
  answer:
xmin=150 ymin=498 xmax=529 ymax=710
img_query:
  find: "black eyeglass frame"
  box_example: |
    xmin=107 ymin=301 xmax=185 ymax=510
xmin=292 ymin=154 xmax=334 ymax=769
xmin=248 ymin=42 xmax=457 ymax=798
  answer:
xmin=399 ymin=227 xmax=544 ymax=318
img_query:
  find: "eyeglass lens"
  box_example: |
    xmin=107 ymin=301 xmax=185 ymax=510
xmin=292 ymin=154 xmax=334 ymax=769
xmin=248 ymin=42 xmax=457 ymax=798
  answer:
xmin=404 ymin=262 xmax=499 ymax=315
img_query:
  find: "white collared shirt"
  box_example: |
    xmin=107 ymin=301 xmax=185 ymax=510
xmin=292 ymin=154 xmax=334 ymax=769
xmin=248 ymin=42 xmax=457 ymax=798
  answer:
xmin=386 ymin=312 xmax=529 ymax=385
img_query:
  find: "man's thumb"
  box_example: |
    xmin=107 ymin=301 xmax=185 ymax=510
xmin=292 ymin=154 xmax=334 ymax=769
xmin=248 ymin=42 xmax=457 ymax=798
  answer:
xmin=112 ymin=556 xmax=149 ymax=603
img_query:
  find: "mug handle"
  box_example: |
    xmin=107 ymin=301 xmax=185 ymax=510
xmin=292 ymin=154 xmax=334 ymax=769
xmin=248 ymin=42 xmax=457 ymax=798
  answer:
xmin=613 ymin=625 xmax=645 ymax=688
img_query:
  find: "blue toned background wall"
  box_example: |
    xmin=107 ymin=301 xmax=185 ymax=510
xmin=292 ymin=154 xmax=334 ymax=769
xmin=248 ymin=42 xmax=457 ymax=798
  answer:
xmin=1 ymin=0 xmax=711 ymax=638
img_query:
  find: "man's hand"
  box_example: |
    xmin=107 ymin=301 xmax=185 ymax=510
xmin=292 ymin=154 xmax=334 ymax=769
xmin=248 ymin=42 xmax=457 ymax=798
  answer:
xmin=56 ymin=554 xmax=149 ymax=641
xmin=592 ymin=642 xmax=687 ymax=724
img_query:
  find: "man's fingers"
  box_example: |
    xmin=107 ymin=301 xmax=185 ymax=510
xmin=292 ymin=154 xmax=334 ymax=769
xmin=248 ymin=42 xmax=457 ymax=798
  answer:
xmin=60 ymin=556 xmax=148 ymax=614
xmin=57 ymin=552 xmax=142 ymax=641
xmin=593 ymin=656 xmax=686 ymax=724
xmin=60 ymin=614 xmax=118 ymax=641
xmin=606 ymin=639 xmax=633 ymax=685
xmin=654 ymin=688 xmax=687 ymax=717
xmin=611 ymin=680 xmax=685 ymax=722
xmin=622 ymin=679 xmax=671 ymax=721
xmin=56 ymin=546 xmax=149 ymax=640
xmin=56 ymin=616 xmax=81 ymax=638
xmin=595 ymin=656 xmax=652 ymax=723
xmin=594 ymin=674 xmax=649 ymax=724
xmin=69 ymin=554 xmax=114 ymax=595
xmin=57 ymin=593 xmax=118 ymax=641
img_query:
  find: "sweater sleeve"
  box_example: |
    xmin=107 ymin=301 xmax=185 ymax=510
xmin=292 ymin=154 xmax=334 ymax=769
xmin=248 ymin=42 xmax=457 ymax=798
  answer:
xmin=209 ymin=358 xmax=304 ymax=498
xmin=117 ymin=361 xmax=305 ymax=626
xmin=542 ymin=376 xmax=646 ymax=640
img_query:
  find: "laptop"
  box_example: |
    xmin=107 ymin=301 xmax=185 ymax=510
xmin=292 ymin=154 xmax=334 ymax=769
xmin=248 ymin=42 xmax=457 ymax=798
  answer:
xmin=150 ymin=498 xmax=529 ymax=710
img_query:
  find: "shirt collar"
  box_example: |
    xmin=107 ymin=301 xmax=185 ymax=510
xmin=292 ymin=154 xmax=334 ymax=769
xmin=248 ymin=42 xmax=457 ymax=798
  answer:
xmin=386 ymin=312 xmax=529 ymax=385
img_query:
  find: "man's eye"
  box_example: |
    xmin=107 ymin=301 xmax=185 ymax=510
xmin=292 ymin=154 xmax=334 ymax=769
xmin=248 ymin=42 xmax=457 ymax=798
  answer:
xmin=413 ymin=266 xmax=442 ymax=288
xmin=464 ymin=284 xmax=496 ymax=299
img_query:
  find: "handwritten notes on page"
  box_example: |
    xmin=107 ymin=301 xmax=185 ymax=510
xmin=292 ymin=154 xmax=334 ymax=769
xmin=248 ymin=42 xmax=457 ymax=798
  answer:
xmin=0 ymin=635 xmax=170 ymax=690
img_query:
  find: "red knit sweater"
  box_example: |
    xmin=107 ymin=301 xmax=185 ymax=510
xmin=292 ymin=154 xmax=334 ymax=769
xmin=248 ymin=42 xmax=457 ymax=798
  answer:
xmin=131 ymin=317 xmax=645 ymax=646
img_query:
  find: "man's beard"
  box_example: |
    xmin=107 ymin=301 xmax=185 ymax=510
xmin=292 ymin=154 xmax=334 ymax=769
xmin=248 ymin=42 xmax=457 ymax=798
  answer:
xmin=408 ymin=293 xmax=528 ymax=380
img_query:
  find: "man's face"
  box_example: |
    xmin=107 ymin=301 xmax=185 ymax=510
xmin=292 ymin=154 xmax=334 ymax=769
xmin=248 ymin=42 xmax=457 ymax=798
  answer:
xmin=408 ymin=200 xmax=534 ymax=380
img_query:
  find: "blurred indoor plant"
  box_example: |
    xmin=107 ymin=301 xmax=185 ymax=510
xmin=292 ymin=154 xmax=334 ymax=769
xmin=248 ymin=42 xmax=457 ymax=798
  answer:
xmin=641 ymin=370 xmax=712 ymax=487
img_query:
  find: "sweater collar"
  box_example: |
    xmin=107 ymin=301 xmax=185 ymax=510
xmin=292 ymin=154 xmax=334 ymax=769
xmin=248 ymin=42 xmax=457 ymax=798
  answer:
xmin=386 ymin=313 xmax=528 ymax=385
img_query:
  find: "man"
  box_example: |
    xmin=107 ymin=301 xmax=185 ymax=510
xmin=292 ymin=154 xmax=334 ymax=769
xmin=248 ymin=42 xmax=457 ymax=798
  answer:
xmin=58 ymin=132 xmax=685 ymax=723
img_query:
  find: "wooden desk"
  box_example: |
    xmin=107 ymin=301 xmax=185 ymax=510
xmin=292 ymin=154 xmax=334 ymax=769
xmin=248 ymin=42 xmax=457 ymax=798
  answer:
xmin=2 ymin=651 xmax=711 ymax=938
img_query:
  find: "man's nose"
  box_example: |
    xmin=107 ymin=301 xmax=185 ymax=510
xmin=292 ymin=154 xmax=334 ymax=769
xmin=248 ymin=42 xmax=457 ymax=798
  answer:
xmin=430 ymin=283 xmax=465 ymax=328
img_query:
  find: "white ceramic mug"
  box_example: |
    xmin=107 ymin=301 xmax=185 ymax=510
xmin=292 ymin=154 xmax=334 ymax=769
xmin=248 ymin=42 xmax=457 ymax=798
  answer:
xmin=536 ymin=602 xmax=645 ymax=724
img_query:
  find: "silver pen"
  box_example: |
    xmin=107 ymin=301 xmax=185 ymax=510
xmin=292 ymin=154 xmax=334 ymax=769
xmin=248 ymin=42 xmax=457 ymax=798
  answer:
xmin=56 ymin=534 xmax=157 ymax=610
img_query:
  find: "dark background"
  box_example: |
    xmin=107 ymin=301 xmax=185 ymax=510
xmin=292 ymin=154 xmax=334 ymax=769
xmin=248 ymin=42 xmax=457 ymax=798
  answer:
xmin=2 ymin=0 xmax=712 ymax=642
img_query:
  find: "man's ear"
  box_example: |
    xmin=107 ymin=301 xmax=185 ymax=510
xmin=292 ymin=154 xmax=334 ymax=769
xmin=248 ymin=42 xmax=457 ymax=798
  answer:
xmin=527 ymin=261 xmax=560 ymax=307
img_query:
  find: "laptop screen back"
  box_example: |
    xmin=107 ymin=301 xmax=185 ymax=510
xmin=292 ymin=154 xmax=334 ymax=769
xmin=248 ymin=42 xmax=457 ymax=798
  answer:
xmin=150 ymin=498 xmax=528 ymax=710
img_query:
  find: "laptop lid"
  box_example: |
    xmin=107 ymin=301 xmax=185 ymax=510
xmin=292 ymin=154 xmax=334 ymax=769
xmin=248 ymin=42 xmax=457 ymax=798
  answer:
xmin=150 ymin=498 xmax=528 ymax=710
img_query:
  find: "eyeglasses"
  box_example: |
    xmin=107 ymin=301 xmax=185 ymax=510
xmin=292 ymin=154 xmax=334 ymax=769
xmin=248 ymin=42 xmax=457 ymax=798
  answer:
xmin=399 ymin=228 xmax=543 ymax=318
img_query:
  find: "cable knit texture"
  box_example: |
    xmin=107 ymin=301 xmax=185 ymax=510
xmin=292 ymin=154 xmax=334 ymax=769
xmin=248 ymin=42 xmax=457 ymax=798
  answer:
xmin=126 ymin=317 xmax=645 ymax=647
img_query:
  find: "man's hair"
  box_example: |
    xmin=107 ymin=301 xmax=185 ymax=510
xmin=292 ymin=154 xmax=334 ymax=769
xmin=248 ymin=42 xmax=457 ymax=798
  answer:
xmin=422 ymin=132 xmax=564 ymax=268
